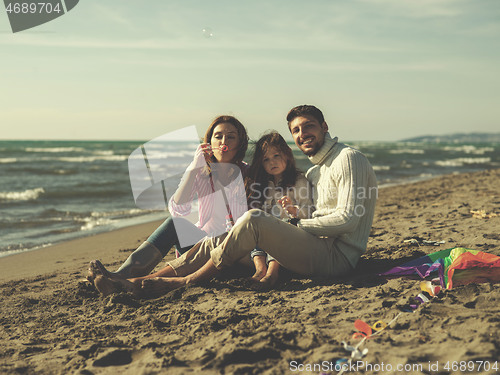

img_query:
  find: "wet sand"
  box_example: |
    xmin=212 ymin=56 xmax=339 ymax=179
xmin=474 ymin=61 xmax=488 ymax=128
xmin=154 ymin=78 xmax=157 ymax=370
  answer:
xmin=1 ymin=169 xmax=499 ymax=374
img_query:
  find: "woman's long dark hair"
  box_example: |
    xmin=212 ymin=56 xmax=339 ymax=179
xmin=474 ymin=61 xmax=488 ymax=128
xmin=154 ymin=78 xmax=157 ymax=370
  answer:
xmin=245 ymin=131 xmax=299 ymax=208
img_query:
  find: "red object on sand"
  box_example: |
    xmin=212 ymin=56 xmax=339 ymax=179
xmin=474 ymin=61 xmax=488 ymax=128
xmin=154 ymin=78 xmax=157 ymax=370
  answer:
xmin=352 ymin=319 xmax=372 ymax=339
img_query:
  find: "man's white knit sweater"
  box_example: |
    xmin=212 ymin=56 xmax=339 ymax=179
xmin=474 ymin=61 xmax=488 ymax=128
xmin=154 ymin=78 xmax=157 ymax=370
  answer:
xmin=297 ymin=133 xmax=377 ymax=267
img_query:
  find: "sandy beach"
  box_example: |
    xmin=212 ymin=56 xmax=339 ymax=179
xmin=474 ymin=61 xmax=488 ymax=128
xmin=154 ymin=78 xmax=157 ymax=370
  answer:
xmin=1 ymin=169 xmax=499 ymax=374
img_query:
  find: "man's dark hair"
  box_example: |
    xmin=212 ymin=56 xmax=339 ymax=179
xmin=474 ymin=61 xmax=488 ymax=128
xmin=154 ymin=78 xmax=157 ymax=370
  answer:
xmin=286 ymin=105 xmax=325 ymax=126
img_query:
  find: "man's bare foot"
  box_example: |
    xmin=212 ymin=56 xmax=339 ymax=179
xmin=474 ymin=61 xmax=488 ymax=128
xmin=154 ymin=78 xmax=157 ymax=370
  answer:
xmin=261 ymin=272 xmax=279 ymax=287
xmin=252 ymin=261 xmax=279 ymax=291
xmin=141 ymin=277 xmax=187 ymax=297
xmin=250 ymin=255 xmax=268 ymax=283
xmin=250 ymin=269 xmax=268 ymax=283
xmin=93 ymin=275 xmax=139 ymax=297
xmin=252 ymin=275 xmax=278 ymax=291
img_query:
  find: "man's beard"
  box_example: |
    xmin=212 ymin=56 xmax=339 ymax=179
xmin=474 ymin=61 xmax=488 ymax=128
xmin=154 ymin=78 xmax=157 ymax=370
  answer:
xmin=301 ymin=142 xmax=321 ymax=156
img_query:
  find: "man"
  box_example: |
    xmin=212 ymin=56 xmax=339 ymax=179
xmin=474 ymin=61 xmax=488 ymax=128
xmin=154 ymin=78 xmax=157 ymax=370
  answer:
xmin=92 ymin=105 xmax=377 ymax=296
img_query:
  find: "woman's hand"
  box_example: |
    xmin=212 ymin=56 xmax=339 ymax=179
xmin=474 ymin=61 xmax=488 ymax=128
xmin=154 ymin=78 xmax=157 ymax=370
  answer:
xmin=199 ymin=143 xmax=214 ymax=163
xmin=191 ymin=143 xmax=214 ymax=169
xmin=277 ymin=196 xmax=298 ymax=218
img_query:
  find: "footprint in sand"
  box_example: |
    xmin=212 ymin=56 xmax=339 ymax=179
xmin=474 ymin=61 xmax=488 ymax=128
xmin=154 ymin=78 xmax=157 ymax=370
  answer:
xmin=93 ymin=349 xmax=132 ymax=367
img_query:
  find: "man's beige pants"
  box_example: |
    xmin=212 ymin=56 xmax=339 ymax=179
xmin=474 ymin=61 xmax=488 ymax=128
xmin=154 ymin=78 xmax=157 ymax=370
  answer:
xmin=168 ymin=209 xmax=353 ymax=277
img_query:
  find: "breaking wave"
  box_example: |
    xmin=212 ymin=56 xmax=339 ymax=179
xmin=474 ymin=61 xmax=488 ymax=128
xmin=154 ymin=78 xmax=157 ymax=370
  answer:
xmin=0 ymin=187 xmax=45 ymax=202
xmin=25 ymin=147 xmax=87 ymax=153
xmin=435 ymin=157 xmax=491 ymax=167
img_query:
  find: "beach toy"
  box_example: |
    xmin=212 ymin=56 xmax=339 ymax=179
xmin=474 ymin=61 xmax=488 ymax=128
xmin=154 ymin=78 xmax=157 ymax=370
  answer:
xmin=352 ymin=319 xmax=389 ymax=339
xmin=401 ymin=290 xmax=434 ymax=312
xmin=401 ymin=306 xmax=415 ymax=313
xmin=379 ymin=247 xmax=500 ymax=290
xmin=341 ymin=341 xmax=368 ymax=360
xmin=420 ymin=281 xmax=441 ymax=296
xmin=201 ymin=144 xmax=228 ymax=152
xmin=332 ymin=358 xmax=349 ymax=373
xmin=337 ymin=314 xmax=401 ymax=375
xmin=352 ymin=320 xmax=372 ymax=339
xmin=371 ymin=320 xmax=388 ymax=331
xmin=415 ymin=293 xmax=430 ymax=304
xmin=336 ymin=359 xmax=348 ymax=367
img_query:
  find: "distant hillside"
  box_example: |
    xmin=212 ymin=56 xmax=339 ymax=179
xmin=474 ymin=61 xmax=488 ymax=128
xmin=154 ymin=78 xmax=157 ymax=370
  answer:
xmin=402 ymin=132 xmax=500 ymax=143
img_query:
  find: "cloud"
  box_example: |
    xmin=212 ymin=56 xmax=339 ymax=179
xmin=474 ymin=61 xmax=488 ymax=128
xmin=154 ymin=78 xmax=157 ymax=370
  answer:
xmin=100 ymin=55 xmax=446 ymax=73
xmin=88 ymin=3 xmax=139 ymax=30
xmin=457 ymin=22 xmax=500 ymax=37
xmin=0 ymin=2 xmax=403 ymax=52
xmin=356 ymin=0 xmax=464 ymax=18
xmin=0 ymin=31 xmax=398 ymax=53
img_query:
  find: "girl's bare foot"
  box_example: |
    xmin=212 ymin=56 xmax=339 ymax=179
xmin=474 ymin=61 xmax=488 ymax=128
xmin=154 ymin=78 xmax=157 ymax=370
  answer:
xmin=141 ymin=277 xmax=187 ymax=297
xmin=250 ymin=255 xmax=268 ymax=282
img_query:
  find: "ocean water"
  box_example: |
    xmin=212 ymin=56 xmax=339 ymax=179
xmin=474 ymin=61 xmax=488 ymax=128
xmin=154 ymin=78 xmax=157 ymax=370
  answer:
xmin=1 ymin=139 xmax=499 ymax=257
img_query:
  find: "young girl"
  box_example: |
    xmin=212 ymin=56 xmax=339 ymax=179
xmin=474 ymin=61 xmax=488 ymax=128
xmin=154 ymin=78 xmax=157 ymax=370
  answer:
xmin=88 ymin=115 xmax=249 ymax=291
xmin=245 ymin=131 xmax=313 ymax=288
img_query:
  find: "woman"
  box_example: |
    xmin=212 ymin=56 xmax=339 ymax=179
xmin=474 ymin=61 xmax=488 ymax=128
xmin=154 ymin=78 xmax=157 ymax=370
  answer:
xmin=87 ymin=115 xmax=249 ymax=287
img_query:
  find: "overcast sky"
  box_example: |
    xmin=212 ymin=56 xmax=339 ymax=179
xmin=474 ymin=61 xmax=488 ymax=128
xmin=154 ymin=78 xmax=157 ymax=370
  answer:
xmin=1 ymin=0 xmax=499 ymax=142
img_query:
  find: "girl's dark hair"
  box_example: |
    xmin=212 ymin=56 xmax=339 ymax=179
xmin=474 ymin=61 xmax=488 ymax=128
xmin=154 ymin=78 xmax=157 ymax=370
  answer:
xmin=245 ymin=131 xmax=299 ymax=207
xmin=203 ymin=115 xmax=248 ymax=165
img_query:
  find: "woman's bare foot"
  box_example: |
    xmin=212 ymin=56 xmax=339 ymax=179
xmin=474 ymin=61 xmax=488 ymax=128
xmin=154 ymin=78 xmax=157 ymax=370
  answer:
xmin=250 ymin=255 xmax=268 ymax=282
xmin=87 ymin=261 xmax=99 ymax=283
xmin=87 ymin=259 xmax=119 ymax=285
xmin=93 ymin=275 xmax=140 ymax=297
xmin=89 ymin=259 xmax=122 ymax=279
xmin=141 ymin=277 xmax=187 ymax=297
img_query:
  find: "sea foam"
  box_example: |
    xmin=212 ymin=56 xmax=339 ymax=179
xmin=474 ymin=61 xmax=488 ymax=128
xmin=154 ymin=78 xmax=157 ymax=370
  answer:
xmin=0 ymin=187 xmax=45 ymax=201
xmin=25 ymin=147 xmax=86 ymax=153
xmin=372 ymin=165 xmax=391 ymax=171
xmin=443 ymin=145 xmax=495 ymax=155
xmin=389 ymin=149 xmax=425 ymax=154
xmin=435 ymin=157 xmax=491 ymax=167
